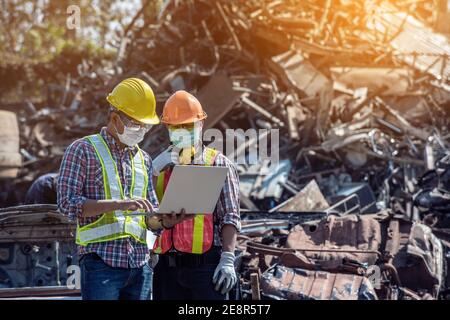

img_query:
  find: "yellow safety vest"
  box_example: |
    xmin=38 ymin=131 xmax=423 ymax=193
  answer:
xmin=76 ymin=134 xmax=148 ymax=246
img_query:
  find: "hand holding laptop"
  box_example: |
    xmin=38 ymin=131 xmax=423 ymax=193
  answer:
xmin=145 ymin=208 xmax=194 ymax=231
xmin=160 ymin=208 xmax=195 ymax=229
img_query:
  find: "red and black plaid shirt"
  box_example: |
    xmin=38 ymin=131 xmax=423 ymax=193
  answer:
xmin=57 ymin=127 xmax=159 ymax=268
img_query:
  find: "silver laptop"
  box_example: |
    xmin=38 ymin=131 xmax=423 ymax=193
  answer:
xmin=157 ymin=165 xmax=228 ymax=214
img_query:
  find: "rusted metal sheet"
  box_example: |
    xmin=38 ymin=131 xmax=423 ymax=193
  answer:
xmin=330 ymin=67 xmax=413 ymax=95
xmin=269 ymin=50 xmax=331 ymax=97
xmin=240 ymin=219 xmax=289 ymax=237
xmin=0 ymin=286 xmax=80 ymax=299
xmin=196 ymin=73 xmax=241 ymax=129
xmin=0 ymin=205 xmax=75 ymax=242
xmin=384 ymin=219 xmax=400 ymax=260
xmin=260 ymin=265 xmax=377 ymax=300
xmin=366 ymin=2 xmax=450 ymax=81
xmin=393 ymin=221 xmax=444 ymax=296
xmin=285 ymin=214 xmax=381 ymax=265
xmin=274 ymin=180 xmax=329 ymax=212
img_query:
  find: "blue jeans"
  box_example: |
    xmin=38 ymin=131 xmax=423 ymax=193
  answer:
xmin=80 ymin=253 xmax=152 ymax=300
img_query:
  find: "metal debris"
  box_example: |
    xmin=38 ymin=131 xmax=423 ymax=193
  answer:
xmin=1 ymin=0 xmax=450 ymax=300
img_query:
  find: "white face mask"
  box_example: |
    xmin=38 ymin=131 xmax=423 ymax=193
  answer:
xmin=169 ymin=125 xmax=202 ymax=148
xmin=116 ymin=124 xmax=149 ymax=147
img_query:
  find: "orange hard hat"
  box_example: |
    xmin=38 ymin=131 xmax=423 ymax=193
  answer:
xmin=161 ymin=90 xmax=207 ymax=125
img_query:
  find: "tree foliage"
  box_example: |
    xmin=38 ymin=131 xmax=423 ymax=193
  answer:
xmin=0 ymin=0 xmax=162 ymax=104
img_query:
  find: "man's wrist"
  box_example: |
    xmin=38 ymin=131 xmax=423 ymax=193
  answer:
xmin=112 ymin=199 xmax=124 ymax=211
xmin=220 ymin=251 xmax=235 ymax=264
xmin=221 ymin=251 xmax=235 ymax=257
xmin=221 ymin=249 xmax=235 ymax=254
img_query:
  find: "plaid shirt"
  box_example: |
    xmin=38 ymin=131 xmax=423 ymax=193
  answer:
xmin=57 ymin=127 xmax=159 ymax=268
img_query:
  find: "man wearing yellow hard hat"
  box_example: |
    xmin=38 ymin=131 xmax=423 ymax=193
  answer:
xmin=57 ymin=78 xmax=170 ymax=300
xmin=147 ymin=90 xmax=241 ymax=300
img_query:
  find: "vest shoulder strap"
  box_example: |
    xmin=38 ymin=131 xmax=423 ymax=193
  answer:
xmin=85 ymin=134 xmax=124 ymax=199
xmin=130 ymin=147 xmax=148 ymax=198
xmin=85 ymin=134 xmax=98 ymax=140
xmin=204 ymin=147 xmax=219 ymax=166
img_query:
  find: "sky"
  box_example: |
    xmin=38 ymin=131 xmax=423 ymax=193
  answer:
xmin=83 ymin=0 xmax=146 ymax=48
xmin=19 ymin=0 xmax=152 ymax=49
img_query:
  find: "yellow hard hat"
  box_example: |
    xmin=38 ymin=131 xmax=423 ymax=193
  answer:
xmin=106 ymin=78 xmax=160 ymax=125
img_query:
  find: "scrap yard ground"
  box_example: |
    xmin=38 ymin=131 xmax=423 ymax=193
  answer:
xmin=0 ymin=0 xmax=450 ymax=300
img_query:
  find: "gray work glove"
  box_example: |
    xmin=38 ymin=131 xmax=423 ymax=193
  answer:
xmin=152 ymin=146 xmax=178 ymax=176
xmin=212 ymin=252 xmax=237 ymax=295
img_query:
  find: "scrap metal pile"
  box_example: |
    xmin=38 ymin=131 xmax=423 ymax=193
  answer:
xmin=1 ymin=0 xmax=450 ymax=299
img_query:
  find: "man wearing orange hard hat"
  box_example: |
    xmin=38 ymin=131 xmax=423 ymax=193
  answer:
xmin=147 ymin=90 xmax=241 ymax=300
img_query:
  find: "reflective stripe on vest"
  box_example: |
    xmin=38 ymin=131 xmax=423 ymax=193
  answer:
xmin=153 ymin=147 xmax=218 ymax=254
xmin=129 ymin=147 xmax=149 ymax=229
xmin=191 ymin=215 xmax=205 ymax=253
xmin=76 ymin=134 xmax=148 ymax=245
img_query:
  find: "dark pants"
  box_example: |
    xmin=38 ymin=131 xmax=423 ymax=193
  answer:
xmin=153 ymin=246 xmax=227 ymax=300
xmin=80 ymin=253 xmax=153 ymax=300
